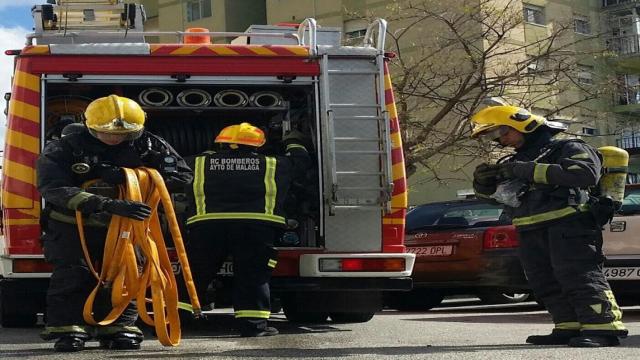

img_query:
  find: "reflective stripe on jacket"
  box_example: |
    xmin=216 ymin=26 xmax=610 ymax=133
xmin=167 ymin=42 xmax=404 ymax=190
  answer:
xmin=186 ymin=146 xmax=308 ymax=227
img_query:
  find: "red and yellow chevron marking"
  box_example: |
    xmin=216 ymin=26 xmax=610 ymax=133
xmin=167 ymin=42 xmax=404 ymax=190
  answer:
xmin=150 ymin=44 xmax=309 ymax=57
xmin=381 ymin=62 xmax=408 ymax=252
xmin=2 ymin=61 xmax=42 ymax=253
xmin=21 ymin=45 xmax=50 ymax=55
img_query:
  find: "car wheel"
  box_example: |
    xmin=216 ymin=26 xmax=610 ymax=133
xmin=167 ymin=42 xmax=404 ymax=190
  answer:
xmin=329 ymin=312 xmax=375 ymax=323
xmin=385 ymin=289 xmax=444 ymax=311
xmin=477 ymin=291 xmax=530 ymax=304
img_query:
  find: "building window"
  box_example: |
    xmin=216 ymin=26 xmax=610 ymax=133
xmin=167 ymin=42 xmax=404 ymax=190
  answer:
xmin=574 ymin=15 xmax=591 ymax=35
xmin=343 ymin=19 xmax=368 ymax=44
xmin=577 ymin=65 xmax=594 ymax=85
xmin=582 ymin=127 xmax=597 ymax=136
xmin=185 ymin=0 xmax=212 ymax=22
xmin=523 ymin=4 xmax=545 ymax=25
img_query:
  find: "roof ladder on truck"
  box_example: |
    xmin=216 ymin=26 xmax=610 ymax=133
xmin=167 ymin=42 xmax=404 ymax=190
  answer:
xmin=312 ymin=19 xmax=394 ymax=216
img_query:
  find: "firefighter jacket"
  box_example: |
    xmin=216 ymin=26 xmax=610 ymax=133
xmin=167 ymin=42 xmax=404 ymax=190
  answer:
xmin=37 ymin=127 xmax=193 ymax=226
xmin=185 ymin=143 xmax=310 ymax=227
xmin=477 ymin=132 xmax=602 ymax=229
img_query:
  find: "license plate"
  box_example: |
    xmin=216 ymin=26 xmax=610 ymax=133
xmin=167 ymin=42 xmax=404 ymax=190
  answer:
xmin=217 ymin=261 xmax=234 ymax=275
xmin=603 ymin=267 xmax=640 ymax=280
xmin=407 ymin=245 xmax=453 ymax=257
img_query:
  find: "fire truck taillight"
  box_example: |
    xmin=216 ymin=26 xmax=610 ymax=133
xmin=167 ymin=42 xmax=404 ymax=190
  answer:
xmin=319 ymin=258 xmax=406 ymax=272
xmin=13 ymin=259 xmax=54 ymax=273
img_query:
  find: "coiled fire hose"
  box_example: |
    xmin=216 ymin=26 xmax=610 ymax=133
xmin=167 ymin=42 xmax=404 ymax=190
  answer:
xmin=75 ymin=167 xmax=202 ymax=346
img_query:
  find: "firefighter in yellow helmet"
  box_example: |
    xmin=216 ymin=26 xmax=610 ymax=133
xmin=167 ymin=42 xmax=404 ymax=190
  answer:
xmin=36 ymin=95 xmax=192 ymax=352
xmin=470 ymin=104 xmax=627 ymax=347
xmin=185 ymin=122 xmax=310 ymax=337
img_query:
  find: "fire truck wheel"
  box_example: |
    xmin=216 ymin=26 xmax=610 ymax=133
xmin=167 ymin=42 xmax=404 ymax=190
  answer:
xmin=329 ymin=312 xmax=375 ymax=323
xmin=384 ymin=289 xmax=444 ymax=311
xmin=0 ymin=286 xmax=38 ymax=328
xmin=282 ymin=305 xmax=328 ymax=324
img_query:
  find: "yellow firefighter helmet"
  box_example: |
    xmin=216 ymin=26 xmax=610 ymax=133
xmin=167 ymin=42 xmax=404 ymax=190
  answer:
xmin=215 ymin=122 xmax=266 ymax=148
xmin=84 ymin=95 xmax=146 ymax=140
xmin=470 ymin=105 xmax=547 ymax=138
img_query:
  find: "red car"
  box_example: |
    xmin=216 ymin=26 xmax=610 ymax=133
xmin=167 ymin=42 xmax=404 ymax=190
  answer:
xmin=386 ymin=199 xmax=530 ymax=310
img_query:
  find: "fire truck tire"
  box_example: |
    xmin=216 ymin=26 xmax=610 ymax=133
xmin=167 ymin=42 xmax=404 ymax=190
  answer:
xmin=329 ymin=312 xmax=375 ymax=323
xmin=385 ymin=289 xmax=444 ymax=311
xmin=0 ymin=286 xmax=38 ymax=328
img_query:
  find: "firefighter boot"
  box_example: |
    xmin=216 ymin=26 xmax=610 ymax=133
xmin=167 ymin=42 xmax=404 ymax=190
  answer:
xmin=99 ymin=332 xmax=144 ymax=350
xmin=53 ymin=334 xmax=90 ymax=352
xmin=241 ymin=326 xmax=279 ymax=337
xmin=526 ymin=329 xmax=580 ymax=345
xmin=568 ymin=329 xmax=628 ymax=348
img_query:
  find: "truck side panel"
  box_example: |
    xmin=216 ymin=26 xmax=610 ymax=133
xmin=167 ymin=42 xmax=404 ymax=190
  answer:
xmin=2 ymin=58 xmax=41 ymax=255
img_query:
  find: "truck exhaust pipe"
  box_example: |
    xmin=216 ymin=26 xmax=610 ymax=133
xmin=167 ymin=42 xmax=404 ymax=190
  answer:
xmin=249 ymin=91 xmax=283 ymax=107
xmin=138 ymin=88 xmax=174 ymax=107
xmin=213 ymin=89 xmax=249 ymax=107
xmin=176 ymin=89 xmax=212 ymax=107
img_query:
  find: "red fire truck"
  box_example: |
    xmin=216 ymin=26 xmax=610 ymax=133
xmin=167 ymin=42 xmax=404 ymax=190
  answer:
xmin=0 ymin=0 xmax=413 ymax=327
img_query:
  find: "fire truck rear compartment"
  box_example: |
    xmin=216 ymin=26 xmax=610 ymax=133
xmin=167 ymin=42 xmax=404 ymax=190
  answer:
xmin=44 ymin=81 xmax=322 ymax=248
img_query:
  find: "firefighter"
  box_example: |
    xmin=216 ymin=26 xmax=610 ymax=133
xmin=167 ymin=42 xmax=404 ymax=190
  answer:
xmin=470 ymin=105 xmax=628 ymax=347
xmin=185 ymin=122 xmax=310 ymax=337
xmin=37 ymin=95 xmax=193 ymax=352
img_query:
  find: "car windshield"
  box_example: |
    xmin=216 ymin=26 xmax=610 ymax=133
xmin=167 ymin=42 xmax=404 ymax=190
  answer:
xmin=619 ymin=188 xmax=640 ymax=215
xmin=406 ymin=201 xmax=507 ymax=232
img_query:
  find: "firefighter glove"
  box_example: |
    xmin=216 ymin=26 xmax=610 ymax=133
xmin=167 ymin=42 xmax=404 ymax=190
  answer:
xmin=282 ymin=130 xmax=306 ymax=146
xmin=102 ymin=199 xmax=152 ymax=220
xmin=96 ymin=163 xmax=126 ymax=185
xmin=473 ymin=180 xmax=497 ymax=197
xmin=473 ymin=163 xmax=500 ymax=186
xmin=496 ymin=161 xmax=534 ymax=181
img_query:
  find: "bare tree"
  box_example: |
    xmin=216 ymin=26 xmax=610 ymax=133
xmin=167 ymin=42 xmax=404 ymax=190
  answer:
xmin=349 ymin=0 xmax=611 ymax=181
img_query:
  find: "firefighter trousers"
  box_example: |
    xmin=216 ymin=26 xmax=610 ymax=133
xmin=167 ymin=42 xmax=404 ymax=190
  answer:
xmin=187 ymin=221 xmax=279 ymax=333
xmin=41 ymin=219 xmax=138 ymax=336
xmin=517 ymin=214 xmax=627 ymax=335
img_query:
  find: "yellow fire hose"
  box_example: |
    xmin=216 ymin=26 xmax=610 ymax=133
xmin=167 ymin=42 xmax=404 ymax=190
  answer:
xmin=75 ymin=167 xmax=202 ymax=346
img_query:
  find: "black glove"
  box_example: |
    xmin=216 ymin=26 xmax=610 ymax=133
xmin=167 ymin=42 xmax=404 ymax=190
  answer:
xmin=282 ymin=130 xmax=307 ymax=146
xmin=473 ymin=180 xmax=497 ymax=196
xmin=102 ymin=199 xmax=152 ymax=220
xmin=96 ymin=163 xmax=126 ymax=185
xmin=496 ymin=161 xmax=534 ymax=181
xmin=473 ymin=163 xmax=500 ymax=186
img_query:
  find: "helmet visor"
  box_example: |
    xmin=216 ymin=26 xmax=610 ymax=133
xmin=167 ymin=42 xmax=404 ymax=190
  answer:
xmin=478 ymin=125 xmax=509 ymax=142
xmin=89 ymin=127 xmax=143 ymax=145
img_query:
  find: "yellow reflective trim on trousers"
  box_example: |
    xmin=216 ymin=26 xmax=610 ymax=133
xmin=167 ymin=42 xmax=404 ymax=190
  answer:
xmin=194 ymin=156 xmax=206 ymax=216
xmin=512 ymin=205 xmax=589 ymax=227
xmin=264 ymin=157 xmax=277 ymax=216
xmin=555 ymin=322 xmax=581 ymax=330
xmin=605 ymin=290 xmax=623 ymax=321
xmin=581 ymin=321 xmax=627 ymax=331
xmin=42 ymin=325 xmax=90 ymax=335
xmin=235 ymin=310 xmax=271 ymax=319
xmin=533 ymin=163 xmax=549 ymax=184
xmin=187 ymin=212 xmax=286 ymax=225
xmin=268 ymin=259 xmax=277 ymax=268
xmin=178 ymin=301 xmax=194 ymax=313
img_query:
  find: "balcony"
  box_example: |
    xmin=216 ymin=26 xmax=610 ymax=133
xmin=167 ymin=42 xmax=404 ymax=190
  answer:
xmin=614 ymin=85 xmax=640 ymax=113
xmin=617 ymin=131 xmax=640 ymax=154
xmin=604 ymin=0 xmax=639 ymax=9
xmin=606 ymin=34 xmax=640 ymax=57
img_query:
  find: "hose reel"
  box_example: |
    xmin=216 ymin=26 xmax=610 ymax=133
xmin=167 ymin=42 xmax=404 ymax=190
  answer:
xmin=249 ymin=91 xmax=283 ymax=107
xmin=138 ymin=88 xmax=174 ymax=107
xmin=213 ymin=89 xmax=249 ymax=107
xmin=176 ymin=89 xmax=212 ymax=107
